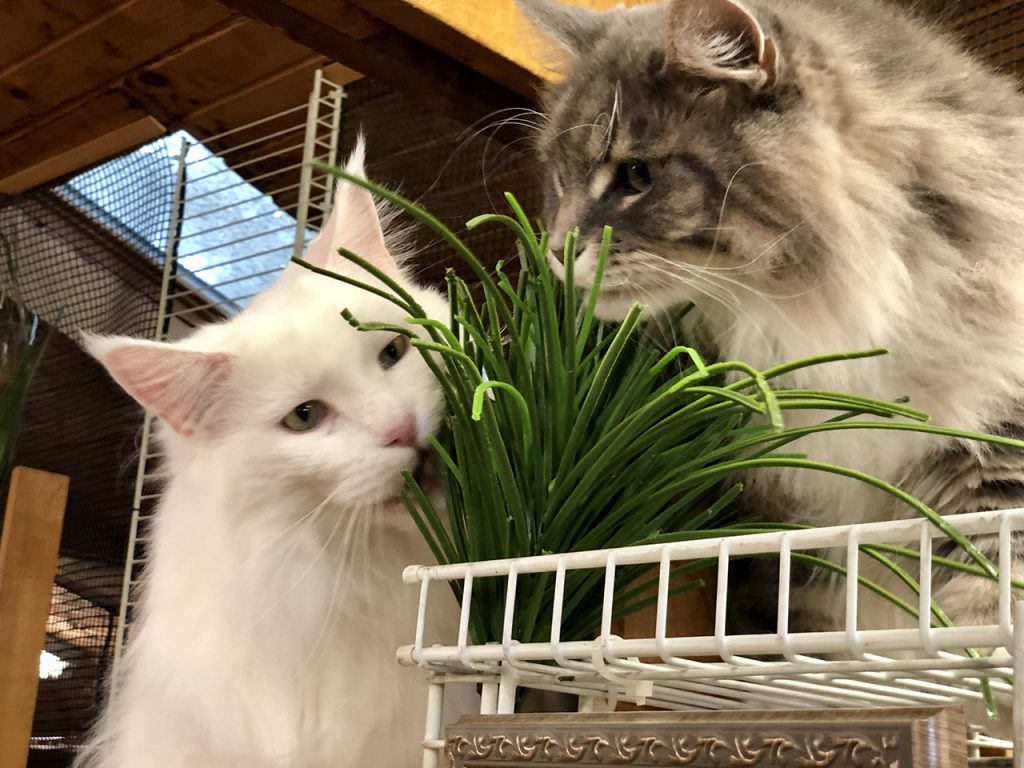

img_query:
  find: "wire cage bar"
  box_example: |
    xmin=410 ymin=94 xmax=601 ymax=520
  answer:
xmin=110 ymin=71 xmax=346 ymax=675
xmin=403 ymin=508 xmax=1024 ymax=767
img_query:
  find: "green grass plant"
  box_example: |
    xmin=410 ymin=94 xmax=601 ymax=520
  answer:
xmin=301 ymin=166 xmax=1024 ymax=657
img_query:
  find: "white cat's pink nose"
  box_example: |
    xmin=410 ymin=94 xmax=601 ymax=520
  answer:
xmin=383 ymin=414 xmax=418 ymax=448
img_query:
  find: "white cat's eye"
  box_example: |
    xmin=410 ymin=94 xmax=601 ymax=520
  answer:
xmin=615 ymin=159 xmax=655 ymax=195
xmin=281 ymin=400 xmax=328 ymax=432
xmin=378 ymin=335 xmax=409 ymax=370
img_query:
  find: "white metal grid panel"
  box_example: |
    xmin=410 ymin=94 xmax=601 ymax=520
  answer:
xmin=111 ymin=70 xmax=346 ymax=674
xmin=403 ymin=509 xmax=1024 ymax=767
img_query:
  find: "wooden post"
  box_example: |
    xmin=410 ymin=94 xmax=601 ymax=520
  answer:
xmin=0 ymin=467 xmax=69 ymax=768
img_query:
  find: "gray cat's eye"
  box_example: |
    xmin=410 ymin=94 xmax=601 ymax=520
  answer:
xmin=281 ymin=400 xmax=328 ymax=432
xmin=378 ymin=334 xmax=409 ymax=370
xmin=615 ymin=159 xmax=654 ymax=195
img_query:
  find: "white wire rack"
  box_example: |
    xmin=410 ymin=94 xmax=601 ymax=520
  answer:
xmin=400 ymin=508 xmax=1024 ymax=767
xmin=110 ymin=70 xmax=345 ymax=673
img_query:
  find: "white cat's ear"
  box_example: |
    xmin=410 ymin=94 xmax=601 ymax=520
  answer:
xmin=84 ymin=334 xmax=233 ymax=438
xmin=517 ymin=0 xmax=608 ymax=55
xmin=302 ymin=136 xmax=398 ymax=278
xmin=665 ymin=0 xmax=779 ymax=89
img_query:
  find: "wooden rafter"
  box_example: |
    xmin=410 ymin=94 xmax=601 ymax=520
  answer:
xmin=213 ymin=0 xmax=533 ymax=138
xmin=0 ymin=0 xmax=363 ymax=192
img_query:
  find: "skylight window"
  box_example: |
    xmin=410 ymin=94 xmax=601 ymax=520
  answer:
xmin=59 ymin=129 xmax=312 ymax=314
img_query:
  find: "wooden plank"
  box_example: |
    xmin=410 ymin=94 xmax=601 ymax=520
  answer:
xmin=0 ymin=115 xmax=164 ymax=194
xmin=0 ymin=0 xmax=131 ymax=74
xmin=0 ymin=0 xmax=235 ymax=133
xmin=186 ymin=61 xmax=361 ymax=132
xmin=123 ymin=18 xmax=330 ymax=125
xmin=0 ymin=467 xmax=69 ymax=768
xmin=215 ymin=0 xmax=532 ymax=135
xmin=0 ymin=89 xmax=155 ymax=186
xmin=345 ymin=0 xmax=649 ymax=94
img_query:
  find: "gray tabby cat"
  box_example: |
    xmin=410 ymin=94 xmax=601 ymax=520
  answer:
xmin=519 ymin=0 xmax=1024 ymax=635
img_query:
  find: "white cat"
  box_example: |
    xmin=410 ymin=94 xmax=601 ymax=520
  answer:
xmin=77 ymin=140 xmax=471 ymax=768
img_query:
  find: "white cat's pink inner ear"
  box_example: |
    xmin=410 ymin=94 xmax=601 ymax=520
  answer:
xmin=105 ymin=345 xmax=233 ymax=437
xmin=303 ymin=176 xmax=398 ymax=277
xmin=334 ymin=180 xmax=397 ymax=275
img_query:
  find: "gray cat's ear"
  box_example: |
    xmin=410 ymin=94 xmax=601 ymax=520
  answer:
xmin=83 ymin=334 xmax=233 ymax=438
xmin=302 ymin=135 xmax=398 ymax=278
xmin=517 ymin=0 xmax=608 ymax=55
xmin=665 ymin=0 xmax=779 ymax=88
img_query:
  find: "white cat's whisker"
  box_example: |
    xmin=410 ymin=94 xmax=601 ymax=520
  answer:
xmin=239 ymin=493 xmax=332 ymax=569
xmin=297 ymin=503 xmax=374 ymax=678
xmin=247 ymin=485 xmax=352 ymax=629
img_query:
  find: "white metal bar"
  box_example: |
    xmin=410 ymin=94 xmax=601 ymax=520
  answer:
xmin=195 ymin=103 xmax=307 ymax=144
xmin=403 ymin=510 xmax=1024 ymax=584
xmin=421 ymin=681 xmax=444 ymax=768
xmin=185 ymin=163 xmax=304 ymax=203
xmin=202 ymin=121 xmax=305 ymax=161
xmin=403 ymin=625 xmax=1011 ymax=666
xmin=182 ymin=183 xmax=302 ymax=222
xmin=167 ymin=267 xmax=285 ymax=303
xmin=1014 ymin=599 xmax=1023 ymax=768
xmin=177 ymin=204 xmax=300 ymax=243
xmin=111 ymin=133 xmax=190 ymax=680
xmin=293 ymin=69 xmax=321 ymax=258
xmin=322 ymin=85 xmax=343 ymax=214
xmin=496 ymin=666 xmax=517 ymax=714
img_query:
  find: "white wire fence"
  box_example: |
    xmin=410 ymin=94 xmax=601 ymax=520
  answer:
xmin=111 ymin=70 xmax=346 ymax=675
xmin=401 ymin=508 xmax=1024 ymax=767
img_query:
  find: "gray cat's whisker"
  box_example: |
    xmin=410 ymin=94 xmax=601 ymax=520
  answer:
xmin=707 ymin=161 xmax=769 ymax=266
xmin=416 ymin=107 xmax=544 ymax=203
xmin=638 ymin=255 xmax=789 ymax=345
xmin=698 ymin=220 xmax=808 ymax=276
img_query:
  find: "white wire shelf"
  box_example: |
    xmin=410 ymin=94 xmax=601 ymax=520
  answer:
xmin=400 ymin=509 xmax=1024 ymax=767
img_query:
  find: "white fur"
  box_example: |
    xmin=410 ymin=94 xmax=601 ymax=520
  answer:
xmin=77 ymin=141 xmax=473 ymax=768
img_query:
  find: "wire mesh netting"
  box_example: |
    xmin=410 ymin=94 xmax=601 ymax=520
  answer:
xmin=919 ymin=0 xmax=1024 ymax=76
xmin=0 ymin=135 xmax=177 ymax=761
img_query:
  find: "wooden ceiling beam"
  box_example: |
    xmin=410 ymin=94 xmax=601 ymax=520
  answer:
xmin=0 ymin=6 xmax=358 ymax=193
xmin=0 ymin=115 xmax=164 ymax=196
xmin=0 ymin=0 xmax=132 ymax=74
xmin=0 ymin=0 xmax=237 ymax=134
xmin=345 ymin=0 xmax=549 ymax=96
xmin=0 ymin=90 xmax=165 ymax=195
xmin=213 ymin=0 xmax=533 ymax=136
xmin=340 ymin=0 xmax=649 ymax=95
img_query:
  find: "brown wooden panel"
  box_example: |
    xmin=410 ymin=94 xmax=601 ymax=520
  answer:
xmin=0 ymin=0 xmax=130 ymax=73
xmin=344 ymin=0 xmax=654 ymax=95
xmin=0 ymin=0 xmax=235 ymax=133
xmin=186 ymin=61 xmax=360 ymax=135
xmin=282 ymin=0 xmax=386 ymax=39
xmin=215 ymin=0 xmax=532 ymax=137
xmin=0 ymin=116 xmax=164 ymax=194
xmin=0 ymin=467 xmax=69 ymax=768
xmin=0 ymin=89 xmax=154 ymax=183
xmin=123 ymin=17 xmax=324 ymax=124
